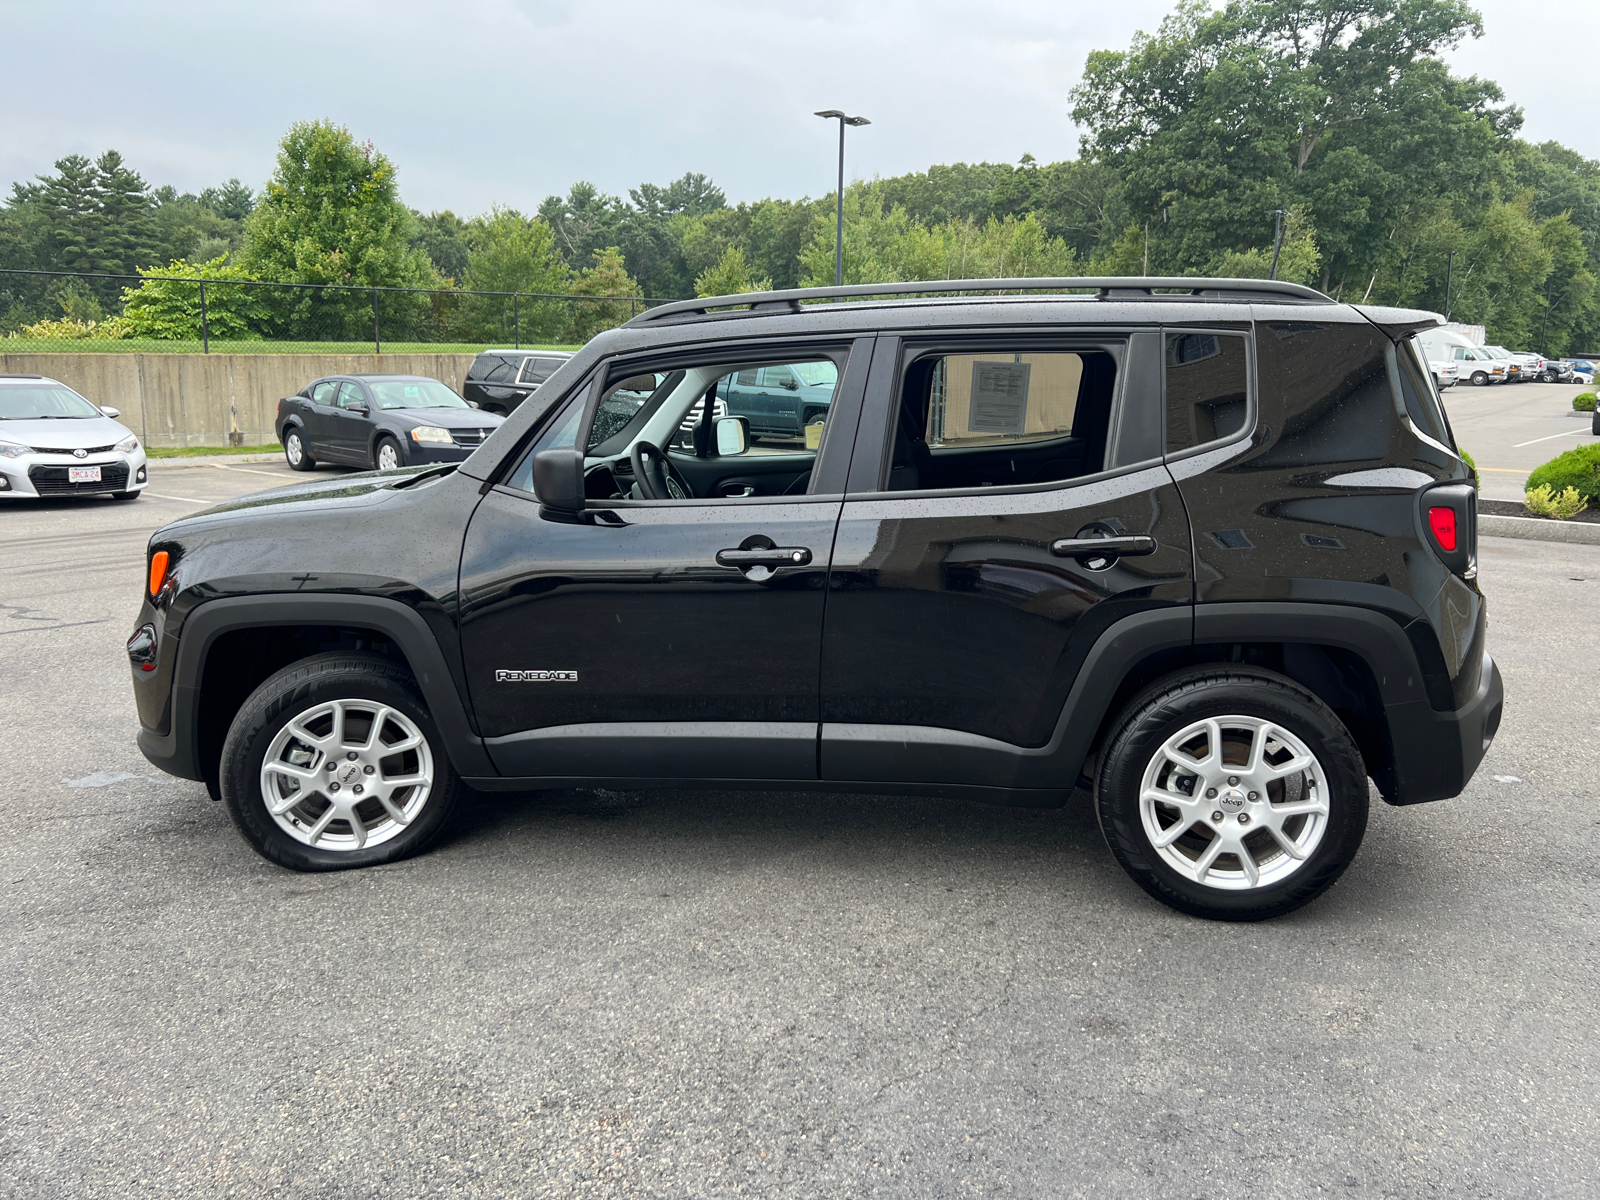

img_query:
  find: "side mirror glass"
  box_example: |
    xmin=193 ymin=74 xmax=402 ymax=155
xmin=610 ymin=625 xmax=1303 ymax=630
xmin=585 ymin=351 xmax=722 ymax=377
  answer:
xmin=716 ymin=416 xmax=749 ymax=456
xmin=99 ymin=406 xmax=120 ymax=418
xmin=532 ymin=447 xmax=586 ymax=519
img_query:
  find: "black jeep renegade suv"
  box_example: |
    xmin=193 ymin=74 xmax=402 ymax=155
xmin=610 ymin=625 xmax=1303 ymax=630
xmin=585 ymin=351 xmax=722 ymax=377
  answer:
xmin=128 ymin=278 xmax=1502 ymax=920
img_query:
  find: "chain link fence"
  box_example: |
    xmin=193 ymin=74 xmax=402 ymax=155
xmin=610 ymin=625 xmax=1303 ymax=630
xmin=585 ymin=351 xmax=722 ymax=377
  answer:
xmin=0 ymin=268 xmax=672 ymax=354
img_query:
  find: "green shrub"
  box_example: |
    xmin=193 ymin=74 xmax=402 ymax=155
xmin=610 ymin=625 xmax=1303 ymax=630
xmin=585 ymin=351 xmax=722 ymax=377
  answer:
xmin=1459 ymin=447 xmax=1480 ymax=491
xmin=1526 ymin=442 xmax=1600 ymax=501
xmin=1525 ymin=484 xmax=1588 ymax=519
xmin=1575 ymin=392 xmax=1598 ymax=412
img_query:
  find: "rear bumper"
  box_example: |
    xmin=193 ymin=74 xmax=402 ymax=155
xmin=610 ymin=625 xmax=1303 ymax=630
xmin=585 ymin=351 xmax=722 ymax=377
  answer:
xmin=1382 ymin=651 xmax=1504 ymax=805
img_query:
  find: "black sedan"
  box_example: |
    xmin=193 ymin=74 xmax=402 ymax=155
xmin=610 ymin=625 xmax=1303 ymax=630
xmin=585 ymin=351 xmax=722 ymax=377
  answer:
xmin=274 ymin=375 xmax=504 ymax=472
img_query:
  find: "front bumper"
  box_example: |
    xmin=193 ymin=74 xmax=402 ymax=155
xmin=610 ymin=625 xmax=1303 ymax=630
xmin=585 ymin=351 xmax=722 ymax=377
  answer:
xmin=0 ymin=449 xmax=148 ymax=498
xmin=1382 ymin=651 xmax=1504 ymax=805
xmin=403 ymin=441 xmax=482 ymax=465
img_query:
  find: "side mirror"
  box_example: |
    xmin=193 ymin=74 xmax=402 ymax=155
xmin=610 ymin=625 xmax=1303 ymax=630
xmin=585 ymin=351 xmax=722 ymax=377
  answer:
xmin=467 ymin=400 xmax=480 ymax=409
xmin=532 ymin=447 xmax=586 ymax=520
xmin=349 ymin=401 xmax=369 ymax=415
xmin=99 ymin=406 xmax=120 ymax=418
xmin=781 ymin=377 xmax=800 ymax=391
xmin=716 ymin=416 xmax=750 ymax=456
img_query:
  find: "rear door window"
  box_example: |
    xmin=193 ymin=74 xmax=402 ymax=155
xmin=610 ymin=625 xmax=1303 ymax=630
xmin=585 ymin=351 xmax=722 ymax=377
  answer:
xmin=1164 ymin=331 xmax=1250 ymax=453
xmin=311 ymin=381 xmax=339 ymax=406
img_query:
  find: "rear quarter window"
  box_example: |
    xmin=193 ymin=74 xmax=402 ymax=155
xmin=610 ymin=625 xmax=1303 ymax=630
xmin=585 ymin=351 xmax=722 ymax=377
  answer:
xmin=1252 ymin=322 xmax=1393 ymax=467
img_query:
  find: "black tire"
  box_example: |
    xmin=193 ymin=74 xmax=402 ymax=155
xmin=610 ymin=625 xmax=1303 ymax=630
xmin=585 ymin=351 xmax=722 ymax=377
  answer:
xmin=284 ymin=427 xmax=316 ymax=471
xmin=1095 ymin=666 xmax=1369 ymax=921
xmin=111 ymin=490 xmax=140 ymax=501
xmin=1592 ymin=410 xmax=1599 ymax=436
xmin=374 ymin=435 xmax=404 ymax=471
xmin=1471 ymin=371 xmax=1489 ymax=386
xmin=219 ymin=653 xmax=461 ymax=871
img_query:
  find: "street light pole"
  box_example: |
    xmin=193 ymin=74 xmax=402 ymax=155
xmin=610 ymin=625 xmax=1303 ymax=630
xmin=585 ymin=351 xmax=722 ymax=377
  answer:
xmin=1445 ymin=250 xmax=1458 ymax=320
xmin=815 ymin=110 xmax=870 ymax=289
xmin=1268 ymin=209 xmax=1288 ymax=280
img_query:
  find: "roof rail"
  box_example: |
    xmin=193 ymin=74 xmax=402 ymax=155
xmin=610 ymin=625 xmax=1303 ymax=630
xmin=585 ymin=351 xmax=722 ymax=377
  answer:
xmin=625 ymin=276 xmax=1334 ymax=327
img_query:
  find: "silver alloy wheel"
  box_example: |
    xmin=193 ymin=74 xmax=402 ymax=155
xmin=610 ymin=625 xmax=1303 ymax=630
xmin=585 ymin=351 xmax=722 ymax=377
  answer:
xmin=259 ymin=698 xmax=434 ymax=851
xmin=1138 ymin=715 xmax=1330 ymax=890
xmin=285 ymin=432 xmax=304 ymax=465
xmin=377 ymin=441 xmax=400 ymax=470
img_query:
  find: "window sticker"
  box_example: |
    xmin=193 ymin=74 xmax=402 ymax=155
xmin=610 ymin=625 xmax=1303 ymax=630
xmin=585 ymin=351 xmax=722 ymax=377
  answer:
xmin=968 ymin=361 xmax=1031 ymax=435
xmin=404 ymin=385 xmax=420 ymax=398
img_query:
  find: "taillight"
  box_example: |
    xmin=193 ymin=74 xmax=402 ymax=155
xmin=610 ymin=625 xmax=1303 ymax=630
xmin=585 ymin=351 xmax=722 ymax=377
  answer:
xmin=148 ymin=550 xmax=170 ymax=596
xmin=1422 ymin=483 xmax=1475 ymax=577
xmin=1429 ymin=506 xmax=1457 ymax=551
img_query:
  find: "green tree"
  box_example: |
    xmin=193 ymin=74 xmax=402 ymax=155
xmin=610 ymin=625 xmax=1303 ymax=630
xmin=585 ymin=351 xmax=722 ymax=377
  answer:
xmin=240 ymin=120 xmax=437 ymax=339
xmin=1070 ymin=0 xmax=1512 ymax=293
xmin=200 ymin=179 xmax=255 ymax=221
xmin=460 ymin=208 xmax=569 ymax=341
xmin=411 ymin=210 xmax=471 ymax=281
xmin=694 ymin=244 xmax=770 ymax=298
xmin=566 ymin=247 xmax=642 ymax=343
xmin=119 ymin=256 xmax=269 ymax=341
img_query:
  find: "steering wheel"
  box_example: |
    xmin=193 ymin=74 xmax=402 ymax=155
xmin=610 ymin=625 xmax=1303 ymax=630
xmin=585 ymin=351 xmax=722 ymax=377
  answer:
xmin=628 ymin=439 xmax=689 ymax=500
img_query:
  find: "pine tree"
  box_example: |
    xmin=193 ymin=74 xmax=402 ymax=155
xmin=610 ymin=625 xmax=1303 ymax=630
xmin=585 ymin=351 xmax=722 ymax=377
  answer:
xmin=92 ymin=150 xmax=157 ymax=277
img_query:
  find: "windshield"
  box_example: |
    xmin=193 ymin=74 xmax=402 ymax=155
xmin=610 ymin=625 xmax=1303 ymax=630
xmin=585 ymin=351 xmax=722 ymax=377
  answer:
xmin=368 ymin=379 xmax=468 ymax=410
xmin=791 ymin=361 xmax=839 ymax=388
xmin=0 ymin=384 xmax=103 ymax=420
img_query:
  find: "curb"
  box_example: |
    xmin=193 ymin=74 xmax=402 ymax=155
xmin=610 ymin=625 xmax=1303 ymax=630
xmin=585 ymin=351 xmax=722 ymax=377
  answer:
xmin=1479 ymin=513 xmax=1600 ymax=545
xmin=147 ymin=454 xmax=284 ymax=467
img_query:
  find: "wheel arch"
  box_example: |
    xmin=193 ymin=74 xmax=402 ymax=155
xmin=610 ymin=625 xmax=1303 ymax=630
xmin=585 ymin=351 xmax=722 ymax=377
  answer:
xmin=152 ymin=595 xmax=492 ymax=791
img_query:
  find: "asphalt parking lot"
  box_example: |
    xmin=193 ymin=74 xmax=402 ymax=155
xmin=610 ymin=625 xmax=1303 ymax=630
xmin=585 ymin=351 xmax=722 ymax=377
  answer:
xmin=2 ymin=449 xmax=1597 ymax=1198
xmin=1442 ymin=379 xmax=1596 ymax=500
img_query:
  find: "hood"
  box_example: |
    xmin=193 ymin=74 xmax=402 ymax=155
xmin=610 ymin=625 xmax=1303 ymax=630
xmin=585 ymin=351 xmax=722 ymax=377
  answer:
xmin=0 ymin=414 xmax=133 ymax=450
xmin=155 ymin=464 xmax=442 ymax=533
xmin=380 ymin=407 xmax=504 ymax=429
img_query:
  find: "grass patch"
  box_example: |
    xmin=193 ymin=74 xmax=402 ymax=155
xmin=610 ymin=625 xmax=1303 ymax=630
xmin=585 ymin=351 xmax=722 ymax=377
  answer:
xmin=145 ymin=444 xmax=282 ymax=458
xmin=1 ymin=338 xmax=578 ymax=355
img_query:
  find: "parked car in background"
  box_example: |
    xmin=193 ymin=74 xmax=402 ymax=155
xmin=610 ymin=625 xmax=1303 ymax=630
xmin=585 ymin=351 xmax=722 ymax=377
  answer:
xmin=1448 ymin=344 xmax=1510 ymax=385
xmin=720 ymin=360 xmax=840 ymax=439
xmin=463 ymin=350 xmax=574 ymax=416
xmin=275 ymin=375 xmax=504 ymax=472
xmin=1428 ymin=358 xmax=1459 ymax=390
xmin=0 ymin=374 xmax=147 ymax=501
xmin=1493 ymin=347 xmax=1544 ymax=381
xmin=1565 ymin=359 xmax=1595 ymax=384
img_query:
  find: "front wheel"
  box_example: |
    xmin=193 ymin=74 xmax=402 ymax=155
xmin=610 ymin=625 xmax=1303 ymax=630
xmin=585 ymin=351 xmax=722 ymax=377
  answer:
xmin=1096 ymin=667 xmax=1369 ymax=921
xmin=375 ymin=436 xmax=403 ymax=471
xmin=1471 ymin=371 xmax=1489 ymax=386
xmin=220 ymin=653 xmax=460 ymax=871
xmin=111 ymin=490 xmax=141 ymax=501
xmin=284 ymin=428 xmax=316 ymax=471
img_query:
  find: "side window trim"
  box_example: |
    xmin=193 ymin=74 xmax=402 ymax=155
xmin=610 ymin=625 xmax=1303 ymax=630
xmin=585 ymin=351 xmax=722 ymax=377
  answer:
xmin=1159 ymin=324 xmax=1257 ymax=463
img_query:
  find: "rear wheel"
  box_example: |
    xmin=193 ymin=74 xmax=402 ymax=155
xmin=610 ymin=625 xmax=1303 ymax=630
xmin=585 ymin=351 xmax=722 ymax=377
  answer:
xmin=284 ymin=427 xmax=316 ymax=471
xmin=375 ymin=436 xmax=403 ymax=471
xmin=220 ymin=653 xmax=460 ymax=871
xmin=1096 ymin=667 xmax=1368 ymax=921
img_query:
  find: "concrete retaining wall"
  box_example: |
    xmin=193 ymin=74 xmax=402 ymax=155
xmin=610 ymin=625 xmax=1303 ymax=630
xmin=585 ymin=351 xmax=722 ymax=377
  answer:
xmin=0 ymin=353 xmax=478 ymax=447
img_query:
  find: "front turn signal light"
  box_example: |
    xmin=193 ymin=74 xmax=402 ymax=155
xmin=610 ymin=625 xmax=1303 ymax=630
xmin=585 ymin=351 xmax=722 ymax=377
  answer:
xmin=1428 ymin=506 xmax=1458 ymax=552
xmin=148 ymin=550 xmax=170 ymax=596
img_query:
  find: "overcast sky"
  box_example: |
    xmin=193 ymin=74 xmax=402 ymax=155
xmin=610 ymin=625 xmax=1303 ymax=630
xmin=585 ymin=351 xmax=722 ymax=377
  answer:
xmin=3 ymin=0 xmax=1596 ymax=216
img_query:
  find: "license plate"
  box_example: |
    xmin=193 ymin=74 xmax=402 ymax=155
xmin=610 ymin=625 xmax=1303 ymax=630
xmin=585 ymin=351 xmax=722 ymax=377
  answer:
xmin=68 ymin=466 xmax=102 ymax=484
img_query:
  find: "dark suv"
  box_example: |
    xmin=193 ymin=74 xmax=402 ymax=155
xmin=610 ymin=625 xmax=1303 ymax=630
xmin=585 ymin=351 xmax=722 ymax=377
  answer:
xmin=463 ymin=350 xmax=573 ymax=416
xmin=128 ymin=278 xmax=1502 ymax=921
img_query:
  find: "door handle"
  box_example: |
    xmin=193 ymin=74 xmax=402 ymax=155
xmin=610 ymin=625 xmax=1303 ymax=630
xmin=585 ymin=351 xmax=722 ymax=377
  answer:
xmin=1050 ymin=535 xmax=1157 ymax=560
xmin=716 ymin=546 xmax=812 ymax=568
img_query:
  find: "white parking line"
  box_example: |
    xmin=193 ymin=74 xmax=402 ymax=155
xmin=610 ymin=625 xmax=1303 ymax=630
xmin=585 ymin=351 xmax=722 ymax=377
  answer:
xmin=1512 ymin=429 xmax=1593 ymax=448
xmin=144 ymin=492 xmax=209 ymax=504
xmin=211 ymin=463 xmax=287 ymax=478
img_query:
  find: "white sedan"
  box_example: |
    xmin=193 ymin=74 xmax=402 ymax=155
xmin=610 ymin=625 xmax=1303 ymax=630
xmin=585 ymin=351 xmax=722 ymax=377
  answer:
xmin=0 ymin=375 xmax=148 ymax=500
